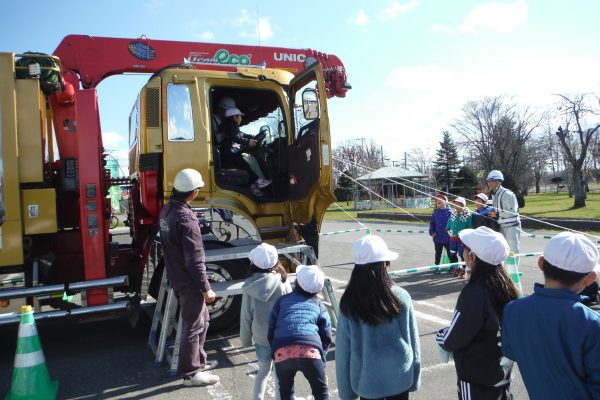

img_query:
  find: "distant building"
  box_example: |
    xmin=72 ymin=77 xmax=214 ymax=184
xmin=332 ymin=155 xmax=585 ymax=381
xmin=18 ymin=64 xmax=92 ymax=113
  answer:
xmin=354 ymin=166 xmax=431 ymax=210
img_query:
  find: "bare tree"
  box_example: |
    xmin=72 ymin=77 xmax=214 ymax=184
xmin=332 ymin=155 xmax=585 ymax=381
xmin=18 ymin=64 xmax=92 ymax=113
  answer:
xmin=407 ymin=148 xmax=434 ymax=176
xmin=554 ymin=93 xmax=600 ymax=208
xmin=452 ymin=95 xmax=547 ymax=191
xmin=332 ymin=140 xmax=385 ymax=181
xmin=528 ymin=135 xmax=549 ymax=193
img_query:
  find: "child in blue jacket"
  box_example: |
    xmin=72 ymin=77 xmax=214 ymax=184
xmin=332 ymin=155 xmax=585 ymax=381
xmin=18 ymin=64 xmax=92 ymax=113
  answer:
xmin=502 ymin=232 xmax=600 ymax=400
xmin=429 ymin=194 xmax=455 ymax=266
xmin=268 ymin=265 xmax=331 ymax=400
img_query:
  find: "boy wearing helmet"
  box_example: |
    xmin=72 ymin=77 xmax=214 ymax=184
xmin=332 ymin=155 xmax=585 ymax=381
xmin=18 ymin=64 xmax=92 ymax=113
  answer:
xmin=159 ymin=169 xmax=220 ymax=386
xmin=485 ymin=170 xmax=521 ymax=255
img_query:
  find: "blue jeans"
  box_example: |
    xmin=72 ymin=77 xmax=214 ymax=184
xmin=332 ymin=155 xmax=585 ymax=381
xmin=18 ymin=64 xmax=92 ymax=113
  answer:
xmin=275 ymin=358 xmax=329 ymax=400
xmin=449 ymin=240 xmax=464 ymax=261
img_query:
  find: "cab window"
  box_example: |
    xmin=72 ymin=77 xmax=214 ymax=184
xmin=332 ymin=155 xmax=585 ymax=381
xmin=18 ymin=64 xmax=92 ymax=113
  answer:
xmin=167 ymin=83 xmax=194 ymax=141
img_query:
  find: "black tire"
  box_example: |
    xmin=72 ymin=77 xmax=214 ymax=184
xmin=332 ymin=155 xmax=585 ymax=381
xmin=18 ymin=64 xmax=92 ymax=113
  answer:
xmin=204 ymin=244 xmax=249 ymax=333
xmin=109 ymin=215 xmax=119 ymax=229
xmin=148 ymin=241 xmax=249 ymax=333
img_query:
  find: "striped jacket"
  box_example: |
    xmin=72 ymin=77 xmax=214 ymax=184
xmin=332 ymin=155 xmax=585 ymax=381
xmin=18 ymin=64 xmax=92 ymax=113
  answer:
xmin=491 ymin=186 xmax=520 ymax=227
xmin=436 ymin=282 xmax=513 ymax=388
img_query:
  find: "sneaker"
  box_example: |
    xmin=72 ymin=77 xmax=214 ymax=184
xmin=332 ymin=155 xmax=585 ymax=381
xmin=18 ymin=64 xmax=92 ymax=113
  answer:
xmin=251 ymin=187 xmax=264 ymax=197
xmin=202 ymin=360 xmax=218 ymax=371
xmin=183 ymin=371 xmax=220 ymax=386
xmin=256 ymin=178 xmax=272 ymax=189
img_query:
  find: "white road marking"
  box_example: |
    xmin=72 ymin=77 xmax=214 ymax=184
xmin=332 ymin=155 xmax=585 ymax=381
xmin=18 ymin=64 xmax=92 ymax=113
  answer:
xmin=421 ymin=360 xmax=455 ymax=373
xmin=415 ymin=300 xmax=455 ymax=314
xmin=414 ymin=310 xmax=451 ymax=326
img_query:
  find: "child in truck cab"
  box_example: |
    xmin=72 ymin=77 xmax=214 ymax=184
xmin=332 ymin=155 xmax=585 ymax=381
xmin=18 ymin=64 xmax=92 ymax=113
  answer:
xmin=221 ymin=107 xmax=272 ymax=196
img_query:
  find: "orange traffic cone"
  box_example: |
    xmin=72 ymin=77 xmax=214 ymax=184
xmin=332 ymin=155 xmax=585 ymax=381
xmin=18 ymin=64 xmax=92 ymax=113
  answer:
xmin=5 ymin=305 xmax=58 ymax=400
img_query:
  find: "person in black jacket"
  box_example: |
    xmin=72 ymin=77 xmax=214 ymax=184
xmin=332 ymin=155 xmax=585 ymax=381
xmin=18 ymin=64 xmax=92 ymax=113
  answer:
xmin=221 ymin=107 xmax=271 ymax=196
xmin=436 ymin=227 xmax=519 ymax=400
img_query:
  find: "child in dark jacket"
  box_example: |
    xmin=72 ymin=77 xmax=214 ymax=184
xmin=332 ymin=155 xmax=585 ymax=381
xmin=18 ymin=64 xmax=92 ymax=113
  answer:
xmin=268 ymin=265 xmax=332 ymax=400
xmin=436 ymin=227 xmax=519 ymax=399
xmin=472 ymin=193 xmax=499 ymax=231
xmin=429 ymin=194 xmax=455 ymax=266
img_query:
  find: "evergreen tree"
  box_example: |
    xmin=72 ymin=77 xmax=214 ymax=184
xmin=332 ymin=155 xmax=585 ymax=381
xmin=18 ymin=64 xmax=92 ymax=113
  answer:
xmin=334 ymin=170 xmax=354 ymax=205
xmin=433 ymin=131 xmax=461 ymax=192
xmin=452 ymin=166 xmax=479 ymax=197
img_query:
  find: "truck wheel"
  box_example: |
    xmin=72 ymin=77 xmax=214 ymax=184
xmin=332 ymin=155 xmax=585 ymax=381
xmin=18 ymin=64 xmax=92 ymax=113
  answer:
xmin=206 ymin=258 xmax=247 ymax=333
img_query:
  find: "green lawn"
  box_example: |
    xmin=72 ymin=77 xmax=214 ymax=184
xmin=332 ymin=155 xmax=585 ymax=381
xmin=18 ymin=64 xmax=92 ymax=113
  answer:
xmin=325 ymin=192 xmax=600 ymax=221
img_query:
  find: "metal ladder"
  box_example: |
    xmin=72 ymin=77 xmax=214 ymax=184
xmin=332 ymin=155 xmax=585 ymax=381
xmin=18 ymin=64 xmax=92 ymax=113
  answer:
xmin=147 ymin=243 xmax=340 ymax=377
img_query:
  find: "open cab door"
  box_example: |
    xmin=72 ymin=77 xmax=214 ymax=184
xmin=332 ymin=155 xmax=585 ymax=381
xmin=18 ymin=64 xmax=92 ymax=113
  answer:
xmin=287 ymin=63 xmax=335 ymax=255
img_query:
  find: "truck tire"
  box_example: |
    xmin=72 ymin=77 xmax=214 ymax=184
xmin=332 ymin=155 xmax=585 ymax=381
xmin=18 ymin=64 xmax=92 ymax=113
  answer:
xmin=204 ymin=242 xmax=249 ymax=333
xmin=147 ymin=242 xmax=249 ymax=333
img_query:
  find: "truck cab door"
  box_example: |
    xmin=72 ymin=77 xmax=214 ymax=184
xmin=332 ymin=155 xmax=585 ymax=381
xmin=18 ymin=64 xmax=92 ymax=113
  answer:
xmin=287 ymin=63 xmax=335 ymax=233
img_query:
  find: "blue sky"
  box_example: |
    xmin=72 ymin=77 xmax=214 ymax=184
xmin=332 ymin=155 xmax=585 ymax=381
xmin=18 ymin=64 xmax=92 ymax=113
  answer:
xmin=2 ymin=0 xmax=599 ymax=168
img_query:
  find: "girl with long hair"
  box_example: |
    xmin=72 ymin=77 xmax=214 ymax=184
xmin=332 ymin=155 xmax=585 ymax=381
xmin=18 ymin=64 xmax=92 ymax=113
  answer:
xmin=436 ymin=226 xmax=519 ymax=400
xmin=336 ymin=235 xmax=421 ymax=400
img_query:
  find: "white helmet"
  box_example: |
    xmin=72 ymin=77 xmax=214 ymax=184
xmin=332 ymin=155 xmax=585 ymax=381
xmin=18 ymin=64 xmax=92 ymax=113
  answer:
xmin=173 ymin=169 xmax=204 ymax=192
xmin=486 ymin=170 xmax=504 ymax=181
xmin=218 ymin=96 xmax=236 ymax=110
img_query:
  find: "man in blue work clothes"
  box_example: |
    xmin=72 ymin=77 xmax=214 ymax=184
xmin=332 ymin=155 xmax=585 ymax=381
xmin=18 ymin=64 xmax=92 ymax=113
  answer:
xmin=159 ymin=168 xmax=220 ymax=386
xmin=485 ymin=170 xmax=520 ymax=255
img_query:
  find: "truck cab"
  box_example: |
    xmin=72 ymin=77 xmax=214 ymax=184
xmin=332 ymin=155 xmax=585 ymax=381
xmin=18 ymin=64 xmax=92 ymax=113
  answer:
xmin=129 ymin=63 xmax=335 ymax=254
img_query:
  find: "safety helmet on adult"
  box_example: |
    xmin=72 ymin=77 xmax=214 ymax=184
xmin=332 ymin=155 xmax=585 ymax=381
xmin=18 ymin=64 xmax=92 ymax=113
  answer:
xmin=173 ymin=168 xmax=204 ymax=192
xmin=485 ymin=170 xmax=504 ymax=181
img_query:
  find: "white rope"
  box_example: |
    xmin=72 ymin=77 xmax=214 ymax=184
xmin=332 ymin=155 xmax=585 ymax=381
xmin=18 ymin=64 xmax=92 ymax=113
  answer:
xmin=332 ymin=202 xmax=371 ymax=230
xmin=334 ymin=167 xmax=425 ymax=223
xmin=334 ymin=156 xmax=600 ymax=240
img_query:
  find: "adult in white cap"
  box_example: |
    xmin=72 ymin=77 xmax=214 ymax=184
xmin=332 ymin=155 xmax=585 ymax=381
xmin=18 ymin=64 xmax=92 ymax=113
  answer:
xmin=336 ymin=235 xmax=421 ymax=399
xmin=241 ymin=243 xmax=291 ymax=400
xmin=485 ymin=170 xmax=521 ymax=255
xmin=502 ymin=231 xmax=600 ymax=400
xmin=446 ymin=196 xmax=473 ymax=273
xmin=436 ymin=226 xmax=519 ymax=399
xmin=158 ymin=169 xmax=220 ymax=386
xmin=221 ymin=107 xmax=272 ymax=196
xmin=268 ymin=264 xmax=331 ymax=399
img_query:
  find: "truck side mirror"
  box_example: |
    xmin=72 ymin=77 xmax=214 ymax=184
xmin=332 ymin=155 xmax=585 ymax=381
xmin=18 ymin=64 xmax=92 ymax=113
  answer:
xmin=302 ymin=89 xmax=319 ymax=120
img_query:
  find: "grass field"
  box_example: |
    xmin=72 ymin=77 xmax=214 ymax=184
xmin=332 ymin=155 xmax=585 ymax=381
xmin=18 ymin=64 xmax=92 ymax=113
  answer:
xmin=325 ymin=192 xmax=600 ymax=221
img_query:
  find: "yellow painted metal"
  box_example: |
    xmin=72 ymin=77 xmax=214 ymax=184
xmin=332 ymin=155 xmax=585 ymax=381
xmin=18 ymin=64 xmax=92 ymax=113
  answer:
xmin=16 ymin=79 xmax=44 ymax=183
xmin=0 ymin=53 xmax=24 ymax=267
xmin=0 ymin=221 xmax=24 ymax=266
xmin=21 ymin=189 xmax=57 ymax=235
xmin=237 ymin=67 xmax=295 ymax=85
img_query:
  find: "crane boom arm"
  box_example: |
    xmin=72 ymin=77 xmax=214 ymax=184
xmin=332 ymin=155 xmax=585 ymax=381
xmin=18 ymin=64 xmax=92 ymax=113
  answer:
xmin=53 ymin=34 xmax=349 ymax=97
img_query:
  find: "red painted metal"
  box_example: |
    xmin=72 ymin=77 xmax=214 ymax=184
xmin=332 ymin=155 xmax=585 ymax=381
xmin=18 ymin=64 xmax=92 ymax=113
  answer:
xmin=74 ymin=89 xmax=108 ymax=306
xmin=139 ymin=170 xmax=162 ymax=217
xmin=53 ymin=34 xmax=348 ymax=97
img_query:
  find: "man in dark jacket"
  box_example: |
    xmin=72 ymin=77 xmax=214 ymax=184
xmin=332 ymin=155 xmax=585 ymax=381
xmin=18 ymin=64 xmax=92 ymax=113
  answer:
xmin=159 ymin=168 xmax=219 ymax=387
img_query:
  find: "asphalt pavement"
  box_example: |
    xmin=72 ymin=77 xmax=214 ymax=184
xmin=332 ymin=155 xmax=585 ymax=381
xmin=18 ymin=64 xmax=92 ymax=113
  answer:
xmin=1 ymin=220 xmax=598 ymax=399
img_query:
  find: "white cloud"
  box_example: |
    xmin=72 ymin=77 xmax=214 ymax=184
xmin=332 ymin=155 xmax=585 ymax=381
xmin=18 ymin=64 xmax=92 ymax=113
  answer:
xmin=379 ymin=0 xmax=419 ymax=21
xmin=385 ymin=64 xmax=453 ymax=92
xmin=194 ymin=31 xmax=215 ymax=41
xmin=458 ymin=1 xmax=528 ymax=34
xmin=103 ymin=131 xmax=126 ymax=149
xmin=431 ymin=24 xmax=454 ymax=34
xmin=235 ymin=10 xmax=274 ymax=40
xmin=350 ymin=9 xmax=369 ymax=26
